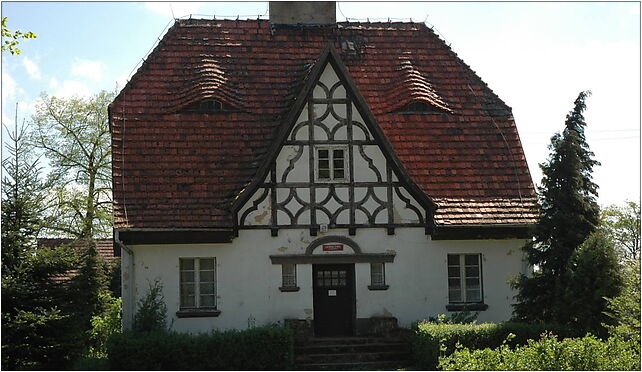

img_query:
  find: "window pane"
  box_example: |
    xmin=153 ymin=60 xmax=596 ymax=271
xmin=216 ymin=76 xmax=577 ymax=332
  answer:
xmin=371 ymin=263 xmax=385 ymax=286
xmin=180 ymin=271 xmax=195 ymax=283
xmin=200 ymin=259 xmax=215 ymax=270
xmin=466 ymin=278 xmax=480 ymax=287
xmin=200 ymin=295 xmax=216 ymax=308
xmin=200 ymin=283 xmax=215 ymax=295
xmin=465 ymin=266 xmax=479 ymax=278
xmin=448 ymin=266 xmax=460 ymax=277
xmin=466 ymin=290 xmax=481 ymax=302
xmin=465 ymin=254 xmax=479 ymax=265
xmin=447 ymin=255 xmax=459 ymax=266
xmin=319 ymin=169 xmax=330 ymax=179
xmin=282 ymin=264 xmax=296 ymax=287
xmin=318 ymin=149 xmax=329 ymax=158
xmin=448 ymin=278 xmax=461 ymax=289
xmin=200 ymin=270 xmax=215 ymax=282
xmin=333 ymin=149 xmax=344 ymax=159
xmin=334 ymin=169 xmax=345 ymax=179
xmin=449 ymin=289 xmax=462 ymax=302
xmin=319 ymin=159 xmax=330 ymax=169
xmin=180 ymin=259 xmax=194 ymax=270
xmin=181 ymin=294 xmax=195 ymax=308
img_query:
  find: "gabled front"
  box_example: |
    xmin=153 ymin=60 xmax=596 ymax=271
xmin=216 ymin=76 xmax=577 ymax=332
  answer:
xmin=235 ymin=45 xmax=434 ymax=236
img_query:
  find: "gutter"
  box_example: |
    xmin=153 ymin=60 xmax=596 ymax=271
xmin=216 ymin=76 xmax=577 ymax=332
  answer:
xmin=114 ymin=230 xmax=135 ymax=330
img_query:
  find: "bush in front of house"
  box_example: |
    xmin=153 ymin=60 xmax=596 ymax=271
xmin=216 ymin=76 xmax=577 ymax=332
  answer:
xmin=412 ymin=321 xmax=581 ymax=369
xmin=106 ymin=325 xmax=294 ymax=370
xmin=438 ymin=333 xmax=641 ymax=370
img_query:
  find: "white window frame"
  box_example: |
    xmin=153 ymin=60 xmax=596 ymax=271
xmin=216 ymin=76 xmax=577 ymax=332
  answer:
xmin=281 ymin=264 xmax=297 ymax=289
xmin=315 ymin=145 xmax=348 ymax=182
xmin=447 ymin=254 xmax=482 ymax=303
xmin=179 ymin=257 xmax=217 ymax=310
xmin=368 ymin=262 xmax=389 ymax=290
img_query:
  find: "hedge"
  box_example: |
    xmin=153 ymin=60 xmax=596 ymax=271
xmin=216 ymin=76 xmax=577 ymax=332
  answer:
xmin=439 ymin=333 xmax=641 ymax=370
xmin=412 ymin=321 xmax=582 ymax=369
xmin=106 ymin=325 xmax=294 ymax=370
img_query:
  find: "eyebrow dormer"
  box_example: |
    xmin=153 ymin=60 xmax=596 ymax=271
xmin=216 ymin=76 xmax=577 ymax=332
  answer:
xmin=182 ymin=99 xmax=235 ymax=113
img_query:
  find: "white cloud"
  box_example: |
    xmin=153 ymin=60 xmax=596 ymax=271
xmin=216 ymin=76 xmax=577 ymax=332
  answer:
xmin=144 ymin=2 xmax=203 ymax=18
xmin=71 ymin=58 xmax=107 ymax=81
xmin=53 ymin=80 xmax=92 ymax=99
xmin=22 ymin=56 xmax=41 ymax=79
xmin=2 ymin=71 xmax=17 ymax=101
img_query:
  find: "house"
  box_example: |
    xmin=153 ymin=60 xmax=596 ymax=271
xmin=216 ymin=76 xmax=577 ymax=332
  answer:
xmin=37 ymin=238 xmax=117 ymax=282
xmin=109 ymin=2 xmax=537 ymax=336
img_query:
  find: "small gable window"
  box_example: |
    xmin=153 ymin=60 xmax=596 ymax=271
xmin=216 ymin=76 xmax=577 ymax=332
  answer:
xmin=316 ymin=146 xmax=348 ymax=182
xmin=183 ymin=99 xmax=231 ymax=113
xmin=404 ymin=101 xmax=430 ymax=112
xmin=395 ymin=101 xmax=447 ymax=114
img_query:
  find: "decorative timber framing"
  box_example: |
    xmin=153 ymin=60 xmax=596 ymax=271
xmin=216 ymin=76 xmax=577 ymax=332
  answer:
xmin=233 ymin=44 xmax=437 ymax=236
xmin=269 ymin=235 xmax=395 ymax=264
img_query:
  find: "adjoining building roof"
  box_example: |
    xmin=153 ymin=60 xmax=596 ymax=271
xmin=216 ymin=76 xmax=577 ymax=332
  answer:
xmin=110 ymin=19 xmax=537 ymax=230
xmin=37 ymin=238 xmax=118 ymax=282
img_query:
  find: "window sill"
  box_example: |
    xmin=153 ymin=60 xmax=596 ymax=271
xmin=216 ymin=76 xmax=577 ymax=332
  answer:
xmin=446 ymin=303 xmax=488 ymax=311
xmin=368 ymin=284 xmax=389 ymax=291
xmin=176 ymin=309 xmax=221 ymax=318
xmin=279 ymin=286 xmax=300 ymax=292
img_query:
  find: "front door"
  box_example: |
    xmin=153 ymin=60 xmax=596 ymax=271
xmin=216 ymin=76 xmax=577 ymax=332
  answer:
xmin=313 ymin=264 xmax=355 ymax=337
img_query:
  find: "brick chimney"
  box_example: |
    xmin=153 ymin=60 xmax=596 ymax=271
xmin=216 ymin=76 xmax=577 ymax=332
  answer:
xmin=269 ymin=1 xmax=336 ymax=25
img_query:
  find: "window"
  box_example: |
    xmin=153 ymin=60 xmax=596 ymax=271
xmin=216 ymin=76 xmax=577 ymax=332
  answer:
xmin=368 ymin=262 xmax=389 ymax=290
xmin=316 ymin=146 xmax=347 ymax=181
xmin=279 ymin=264 xmax=299 ymax=291
xmin=180 ymin=258 xmax=216 ymax=309
xmin=447 ymin=254 xmax=482 ymax=303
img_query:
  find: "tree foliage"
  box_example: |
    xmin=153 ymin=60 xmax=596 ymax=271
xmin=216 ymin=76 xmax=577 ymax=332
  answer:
xmin=30 ymin=91 xmax=114 ymax=239
xmin=1 ymin=17 xmax=36 ymax=55
xmin=601 ymin=201 xmax=641 ymax=262
xmin=604 ymin=261 xmax=641 ymax=341
xmin=566 ymin=230 xmax=623 ymax=336
xmin=513 ymin=91 xmax=603 ymax=325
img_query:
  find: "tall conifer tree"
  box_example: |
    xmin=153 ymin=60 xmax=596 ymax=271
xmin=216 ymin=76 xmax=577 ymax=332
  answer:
xmin=513 ymin=91 xmax=601 ymax=323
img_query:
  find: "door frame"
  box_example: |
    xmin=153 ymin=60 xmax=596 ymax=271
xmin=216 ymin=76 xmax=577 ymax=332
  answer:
xmin=312 ymin=263 xmax=357 ymax=337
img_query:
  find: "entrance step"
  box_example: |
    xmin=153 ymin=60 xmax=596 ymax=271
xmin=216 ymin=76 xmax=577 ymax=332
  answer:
xmin=295 ymin=336 xmax=412 ymax=370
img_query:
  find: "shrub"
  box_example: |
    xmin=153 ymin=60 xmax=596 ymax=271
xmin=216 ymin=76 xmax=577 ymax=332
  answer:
xmin=439 ymin=333 xmax=641 ymax=370
xmin=412 ymin=321 xmax=580 ymax=369
xmin=86 ymin=291 xmax=122 ymax=358
xmin=133 ymin=279 xmax=167 ymax=333
xmin=106 ymin=325 xmax=294 ymax=370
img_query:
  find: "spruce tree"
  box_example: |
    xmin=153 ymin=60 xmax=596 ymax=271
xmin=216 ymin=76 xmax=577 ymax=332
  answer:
xmin=513 ymin=91 xmax=601 ymax=324
xmin=1 ymin=120 xmax=79 ymax=369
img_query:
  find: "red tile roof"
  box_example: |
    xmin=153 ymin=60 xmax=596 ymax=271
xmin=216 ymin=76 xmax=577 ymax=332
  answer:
xmin=38 ymin=239 xmax=118 ymax=282
xmin=110 ymin=19 xmax=537 ymax=229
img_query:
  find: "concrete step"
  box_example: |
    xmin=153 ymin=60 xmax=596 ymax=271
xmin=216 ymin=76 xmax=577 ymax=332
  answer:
xmin=296 ymin=350 xmax=410 ymax=364
xmin=297 ymin=360 xmax=411 ymax=370
xmin=296 ymin=341 xmax=410 ymax=355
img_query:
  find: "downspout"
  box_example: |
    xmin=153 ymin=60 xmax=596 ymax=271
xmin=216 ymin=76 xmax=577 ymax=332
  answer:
xmin=114 ymin=230 xmax=135 ymax=330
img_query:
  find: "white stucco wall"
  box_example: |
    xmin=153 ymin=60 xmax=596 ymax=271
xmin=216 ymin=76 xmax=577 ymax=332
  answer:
xmin=123 ymin=228 xmax=529 ymax=333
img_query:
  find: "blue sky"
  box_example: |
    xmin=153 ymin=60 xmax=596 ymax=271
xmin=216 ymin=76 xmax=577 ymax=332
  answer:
xmin=2 ymin=1 xmax=640 ymax=207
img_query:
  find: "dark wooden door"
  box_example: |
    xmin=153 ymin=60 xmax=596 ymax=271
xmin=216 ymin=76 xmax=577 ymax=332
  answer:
xmin=313 ymin=264 xmax=355 ymax=337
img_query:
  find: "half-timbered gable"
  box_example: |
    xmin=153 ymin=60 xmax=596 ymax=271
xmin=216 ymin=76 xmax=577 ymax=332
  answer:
xmin=238 ymin=47 xmax=427 ymax=233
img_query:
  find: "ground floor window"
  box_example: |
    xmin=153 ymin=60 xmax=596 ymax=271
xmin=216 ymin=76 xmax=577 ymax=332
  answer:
xmin=179 ymin=258 xmax=216 ymax=309
xmin=280 ymin=264 xmax=299 ymax=291
xmin=447 ymin=254 xmax=482 ymax=303
xmin=368 ymin=262 xmax=388 ymax=290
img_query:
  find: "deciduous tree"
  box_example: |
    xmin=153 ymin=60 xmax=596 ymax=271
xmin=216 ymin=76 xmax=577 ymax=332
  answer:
xmin=601 ymin=201 xmax=641 ymax=262
xmin=30 ymin=91 xmax=114 ymax=239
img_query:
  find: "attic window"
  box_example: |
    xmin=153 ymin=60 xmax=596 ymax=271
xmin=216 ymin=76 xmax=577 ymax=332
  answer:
xmin=183 ymin=99 xmax=231 ymax=113
xmin=395 ymin=101 xmax=446 ymax=114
